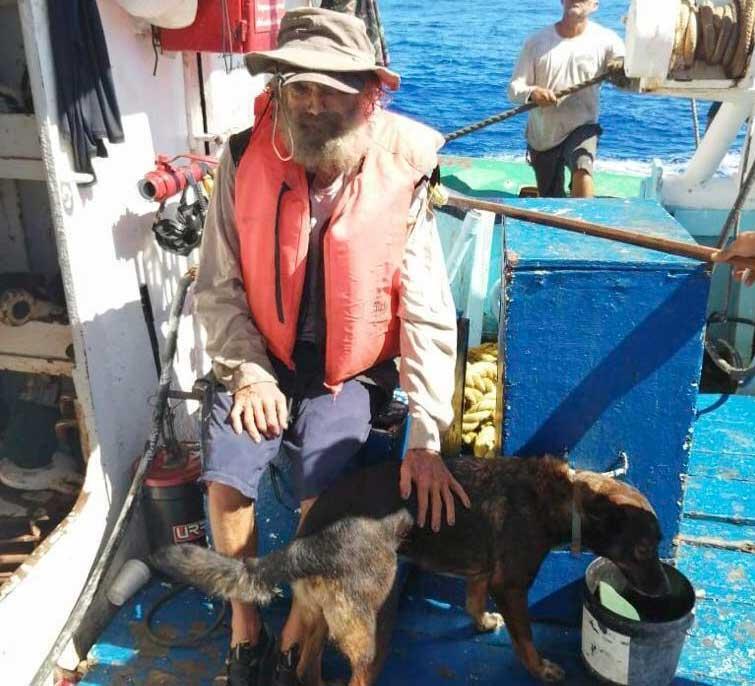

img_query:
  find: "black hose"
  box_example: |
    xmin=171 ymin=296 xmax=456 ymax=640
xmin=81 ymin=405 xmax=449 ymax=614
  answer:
xmin=139 ymin=283 xmax=161 ymax=378
xmin=145 ymin=583 xmax=228 ymax=648
xmin=30 ymin=269 xmax=196 ymax=686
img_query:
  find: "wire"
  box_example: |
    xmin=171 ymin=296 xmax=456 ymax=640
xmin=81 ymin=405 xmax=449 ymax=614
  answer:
xmin=30 ymin=270 xmax=196 ymax=686
xmin=145 ymin=583 xmax=228 ymax=648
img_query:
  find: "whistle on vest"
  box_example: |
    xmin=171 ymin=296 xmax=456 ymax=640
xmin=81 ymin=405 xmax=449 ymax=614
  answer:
xmin=428 ymin=165 xmax=448 ymax=208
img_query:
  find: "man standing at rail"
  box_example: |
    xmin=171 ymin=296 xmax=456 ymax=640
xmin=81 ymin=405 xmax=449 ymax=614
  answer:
xmin=508 ymin=0 xmax=624 ymax=198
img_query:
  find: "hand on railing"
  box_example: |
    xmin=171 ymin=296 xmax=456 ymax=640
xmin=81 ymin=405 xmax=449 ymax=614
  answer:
xmin=711 ymin=233 xmax=755 ymax=287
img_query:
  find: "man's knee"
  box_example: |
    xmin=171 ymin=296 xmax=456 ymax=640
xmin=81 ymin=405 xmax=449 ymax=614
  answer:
xmin=207 ymin=480 xmax=254 ymax=508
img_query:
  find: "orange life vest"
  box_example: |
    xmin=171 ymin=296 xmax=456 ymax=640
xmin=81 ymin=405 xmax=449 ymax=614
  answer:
xmin=235 ymin=92 xmax=443 ymax=387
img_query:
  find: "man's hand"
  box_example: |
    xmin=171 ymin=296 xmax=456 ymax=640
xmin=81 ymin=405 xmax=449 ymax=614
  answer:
xmin=229 ymin=382 xmax=288 ymax=443
xmin=399 ymin=449 xmax=471 ymax=532
xmin=529 ymin=87 xmax=558 ymax=107
xmin=711 ymin=233 xmax=755 ymax=287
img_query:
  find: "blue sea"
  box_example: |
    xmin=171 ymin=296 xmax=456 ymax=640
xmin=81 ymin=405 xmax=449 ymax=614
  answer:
xmin=379 ymin=0 xmax=742 ymax=174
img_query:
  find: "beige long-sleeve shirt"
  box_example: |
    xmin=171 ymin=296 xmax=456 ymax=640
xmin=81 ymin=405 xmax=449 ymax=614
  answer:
xmin=194 ymin=146 xmax=457 ymax=452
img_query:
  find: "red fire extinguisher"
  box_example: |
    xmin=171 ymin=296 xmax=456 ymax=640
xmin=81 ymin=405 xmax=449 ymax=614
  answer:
xmin=159 ymin=0 xmax=286 ymax=54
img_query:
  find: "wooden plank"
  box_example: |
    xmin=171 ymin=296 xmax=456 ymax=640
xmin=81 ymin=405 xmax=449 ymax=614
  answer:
xmin=677 ymin=542 xmax=755 ymax=601
xmin=0 ymin=321 xmax=73 ymax=375
xmin=0 ymin=158 xmax=45 ymax=181
xmin=0 ymin=179 xmax=30 ymax=271
xmin=687 ymin=448 xmax=755 ymax=482
xmin=688 ymin=395 xmax=755 ymax=483
xmin=679 ymin=516 xmax=755 ymax=546
xmin=684 ymin=475 xmax=755 ymax=524
xmin=678 ymin=598 xmax=755 ymax=685
xmin=0 ymin=114 xmax=41 ymax=159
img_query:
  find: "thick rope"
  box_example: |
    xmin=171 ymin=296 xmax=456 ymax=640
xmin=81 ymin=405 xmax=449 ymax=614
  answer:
xmin=444 ymin=65 xmax=623 ymax=144
xmin=670 ymin=0 xmax=755 ymax=78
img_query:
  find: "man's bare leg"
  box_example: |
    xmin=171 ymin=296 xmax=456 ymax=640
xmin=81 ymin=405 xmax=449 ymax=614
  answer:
xmin=571 ymin=169 xmax=594 ymax=198
xmin=280 ymin=496 xmax=317 ymax=655
xmin=207 ymin=481 xmax=262 ymax=647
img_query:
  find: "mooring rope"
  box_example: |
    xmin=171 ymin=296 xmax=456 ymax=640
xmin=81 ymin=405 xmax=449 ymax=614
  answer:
xmin=443 ymin=63 xmax=625 ymax=143
xmin=669 ymin=0 xmax=755 ymax=79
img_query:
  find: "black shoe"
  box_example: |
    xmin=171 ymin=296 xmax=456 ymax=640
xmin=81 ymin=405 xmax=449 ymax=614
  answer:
xmin=269 ymin=644 xmax=303 ymax=686
xmin=225 ymin=625 xmax=274 ymax=686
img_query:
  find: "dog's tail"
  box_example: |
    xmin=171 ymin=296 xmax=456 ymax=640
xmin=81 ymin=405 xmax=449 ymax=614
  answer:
xmin=151 ymin=543 xmax=283 ymax=604
xmin=152 ymin=511 xmax=412 ymax=605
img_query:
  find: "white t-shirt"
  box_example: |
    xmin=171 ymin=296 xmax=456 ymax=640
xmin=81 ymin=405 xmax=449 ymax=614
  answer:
xmin=508 ymin=21 xmax=624 ymax=151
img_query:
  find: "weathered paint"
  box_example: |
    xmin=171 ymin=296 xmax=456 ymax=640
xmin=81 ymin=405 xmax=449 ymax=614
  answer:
xmin=82 ymin=392 xmax=755 ymax=684
xmin=675 ymin=393 xmax=755 ymax=685
xmin=500 ymin=199 xmax=710 ymax=561
xmin=0 ymin=0 xmax=279 ymax=678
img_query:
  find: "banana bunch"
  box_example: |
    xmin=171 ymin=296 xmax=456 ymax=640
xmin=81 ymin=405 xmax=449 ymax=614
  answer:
xmin=462 ymin=342 xmax=498 ymax=459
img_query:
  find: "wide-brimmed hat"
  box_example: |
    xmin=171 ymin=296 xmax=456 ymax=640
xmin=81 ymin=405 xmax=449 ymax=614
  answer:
xmin=245 ymin=8 xmax=400 ymax=92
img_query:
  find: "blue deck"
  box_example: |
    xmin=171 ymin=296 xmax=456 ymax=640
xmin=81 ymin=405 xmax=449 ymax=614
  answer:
xmin=81 ymin=394 xmax=755 ymax=685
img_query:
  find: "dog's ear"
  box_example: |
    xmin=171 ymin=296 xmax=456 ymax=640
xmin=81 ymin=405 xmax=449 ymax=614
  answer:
xmin=576 ymin=476 xmax=634 ymax=541
xmin=581 ymin=488 xmax=628 ymax=539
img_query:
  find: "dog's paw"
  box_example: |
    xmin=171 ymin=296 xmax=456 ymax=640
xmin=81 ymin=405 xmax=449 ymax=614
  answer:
xmin=475 ymin=611 xmax=505 ymax=632
xmin=537 ymin=658 xmax=565 ymax=682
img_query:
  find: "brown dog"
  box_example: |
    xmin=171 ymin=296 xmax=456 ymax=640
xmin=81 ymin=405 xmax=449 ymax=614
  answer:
xmin=154 ymin=455 xmax=668 ymax=685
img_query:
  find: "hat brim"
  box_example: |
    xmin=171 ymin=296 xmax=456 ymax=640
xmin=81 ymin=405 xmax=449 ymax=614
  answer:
xmin=282 ymin=72 xmax=365 ymax=94
xmin=245 ymin=48 xmax=400 ymax=90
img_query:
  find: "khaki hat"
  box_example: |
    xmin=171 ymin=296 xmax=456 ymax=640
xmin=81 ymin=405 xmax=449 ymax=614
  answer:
xmin=245 ymin=8 xmax=400 ymax=92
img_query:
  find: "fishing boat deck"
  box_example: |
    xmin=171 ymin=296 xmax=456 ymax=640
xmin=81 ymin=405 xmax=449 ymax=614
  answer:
xmin=80 ymin=393 xmax=755 ymax=686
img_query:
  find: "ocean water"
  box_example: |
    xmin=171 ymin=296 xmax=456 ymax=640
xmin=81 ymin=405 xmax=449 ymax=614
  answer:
xmin=379 ymin=0 xmax=744 ymax=175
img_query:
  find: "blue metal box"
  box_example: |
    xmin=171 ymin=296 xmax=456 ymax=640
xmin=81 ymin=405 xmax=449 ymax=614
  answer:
xmin=500 ymin=199 xmax=710 ymax=563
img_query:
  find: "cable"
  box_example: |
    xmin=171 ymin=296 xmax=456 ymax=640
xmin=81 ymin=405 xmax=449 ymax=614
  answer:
xmin=30 ymin=270 xmax=196 ymax=686
xmin=145 ymin=583 xmax=228 ymax=648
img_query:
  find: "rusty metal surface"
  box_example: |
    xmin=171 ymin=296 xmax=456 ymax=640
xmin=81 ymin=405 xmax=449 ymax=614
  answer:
xmin=0 ymin=482 xmax=77 ymax=594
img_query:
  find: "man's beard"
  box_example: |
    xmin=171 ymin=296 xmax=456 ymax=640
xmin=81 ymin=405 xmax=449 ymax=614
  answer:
xmin=279 ymin=101 xmax=371 ymax=175
xmin=565 ymin=0 xmax=597 ymax=19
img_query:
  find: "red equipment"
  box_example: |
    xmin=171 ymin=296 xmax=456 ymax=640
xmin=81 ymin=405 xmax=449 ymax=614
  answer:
xmin=138 ymin=154 xmax=218 ymax=203
xmin=159 ymin=0 xmax=285 ymax=54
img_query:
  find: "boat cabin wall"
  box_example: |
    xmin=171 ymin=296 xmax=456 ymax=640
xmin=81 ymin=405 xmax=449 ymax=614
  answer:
xmin=21 ymin=0 xmax=283 ymax=508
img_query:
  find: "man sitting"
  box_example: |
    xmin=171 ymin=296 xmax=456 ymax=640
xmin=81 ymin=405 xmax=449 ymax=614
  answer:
xmin=194 ymin=8 xmax=469 ymax=685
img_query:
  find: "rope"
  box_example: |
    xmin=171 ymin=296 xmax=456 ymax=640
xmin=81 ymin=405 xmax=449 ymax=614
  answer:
xmin=443 ymin=66 xmax=622 ymax=144
xmin=669 ymin=0 xmax=755 ymax=79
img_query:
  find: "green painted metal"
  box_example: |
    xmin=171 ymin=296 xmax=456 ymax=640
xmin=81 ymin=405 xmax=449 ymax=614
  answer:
xmin=440 ymin=155 xmax=644 ymax=199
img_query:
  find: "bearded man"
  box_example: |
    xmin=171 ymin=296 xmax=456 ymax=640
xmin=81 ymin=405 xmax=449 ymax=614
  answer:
xmin=508 ymin=0 xmax=624 ymax=198
xmin=194 ymin=8 xmax=469 ymax=685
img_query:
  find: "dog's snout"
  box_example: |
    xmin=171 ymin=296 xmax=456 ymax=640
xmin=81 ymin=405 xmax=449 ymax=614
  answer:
xmin=627 ymin=560 xmax=671 ymax=598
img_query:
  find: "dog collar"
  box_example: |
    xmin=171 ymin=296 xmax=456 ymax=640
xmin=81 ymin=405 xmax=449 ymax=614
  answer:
xmin=570 ymin=475 xmax=582 ymax=557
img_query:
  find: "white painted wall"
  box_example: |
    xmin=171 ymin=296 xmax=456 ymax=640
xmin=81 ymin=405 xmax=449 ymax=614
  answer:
xmin=0 ymin=0 xmax=318 ymax=678
xmin=0 ymin=0 xmax=288 ymax=680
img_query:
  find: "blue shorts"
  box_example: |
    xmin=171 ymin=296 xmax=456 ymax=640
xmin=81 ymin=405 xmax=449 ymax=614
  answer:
xmin=200 ymin=346 xmax=380 ymax=501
